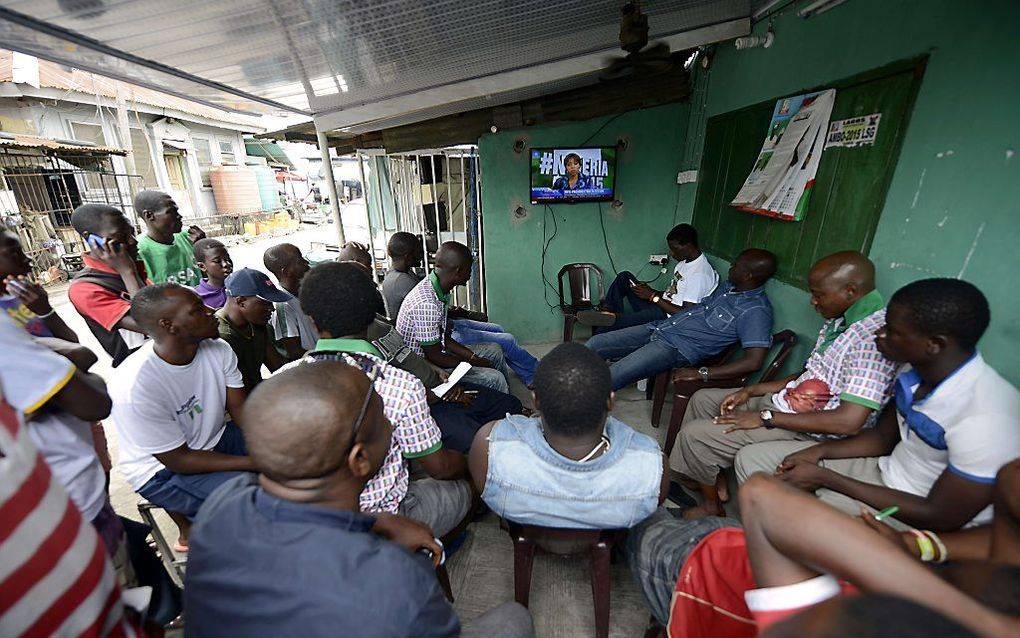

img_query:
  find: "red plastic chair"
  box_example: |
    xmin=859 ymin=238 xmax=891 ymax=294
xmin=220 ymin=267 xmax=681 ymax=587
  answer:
xmin=505 ymin=520 xmax=625 ymax=638
xmin=654 ymin=330 xmax=798 ymax=457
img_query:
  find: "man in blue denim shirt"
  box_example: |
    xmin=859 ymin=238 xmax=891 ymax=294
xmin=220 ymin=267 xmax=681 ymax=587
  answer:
xmin=587 ymin=249 xmax=778 ymax=391
xmin=185 ymin=361 xmax=534 ymax=638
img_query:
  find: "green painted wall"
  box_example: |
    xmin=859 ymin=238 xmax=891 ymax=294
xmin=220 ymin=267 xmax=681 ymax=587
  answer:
xmin=479 ymin=0 xmax=1020 ymax=385
xmin=479 ymin=103 xmax=690 ymax=342
xmin=671 ymin=0 xmax=1020 ymax=383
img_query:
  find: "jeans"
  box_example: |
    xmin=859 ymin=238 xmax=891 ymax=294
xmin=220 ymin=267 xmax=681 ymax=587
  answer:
xmin=624 ymin=507 xmax=741 ymax=624
xmin=586 ymin=325 xmax=691 ymax=391
xmin=398 ymin=478 xmax=473 ymax=538
xmin=461 ymin=602 xmax=535 ymax=638
xmin=599 ymin=271 xmax=668 ymax=333
xmin=460 ymin=342 xmax=512 ymax=394
xmin=430 ymin=381 xmax=523 ymax=453
xmin=137 ymin=422 xmax=252 ymax=520
xmin=452 ymin=319 xmax=539 ymax=385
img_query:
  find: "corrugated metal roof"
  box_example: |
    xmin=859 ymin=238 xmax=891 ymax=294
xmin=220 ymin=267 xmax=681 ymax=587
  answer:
xmin=244 ymin=137 xmax=294 ymax=169
xmin=0 ymin=132 xmax=126 ymax=154
xmin=0 ymin=0 xmax=750 ymax=133
xmin=0 ymin=50 xmax=263 ymax=129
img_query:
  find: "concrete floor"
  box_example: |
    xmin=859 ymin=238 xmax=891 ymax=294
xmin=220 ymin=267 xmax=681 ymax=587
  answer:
xmin=48 ymin=228 xmax=693 ymax=637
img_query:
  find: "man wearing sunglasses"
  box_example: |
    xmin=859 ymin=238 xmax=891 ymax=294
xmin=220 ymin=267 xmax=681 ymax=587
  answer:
xmin=186 ymin=361 xmax=535 ymax=637
xmin=286 ymin=262 xmax=473 ymax=538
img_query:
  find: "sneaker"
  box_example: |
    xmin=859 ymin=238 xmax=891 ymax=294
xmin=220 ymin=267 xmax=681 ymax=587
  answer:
xmin=577 ymin=309 xmax=616 ymax=327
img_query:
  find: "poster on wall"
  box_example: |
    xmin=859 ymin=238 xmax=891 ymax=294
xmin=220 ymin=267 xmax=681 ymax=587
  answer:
xmin=825 ymin=113 xmax=882 ymax=148
xmin=731 ymin=88 xmax=836 ymax=221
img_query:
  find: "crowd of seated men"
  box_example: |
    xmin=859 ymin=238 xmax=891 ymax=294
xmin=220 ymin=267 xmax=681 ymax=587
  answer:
xmin=2 ymin=196 xmax=1019 ymax=638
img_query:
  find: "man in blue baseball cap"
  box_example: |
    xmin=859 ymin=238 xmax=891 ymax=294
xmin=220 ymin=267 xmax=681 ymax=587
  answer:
xmin=218 ymin=267 xmax=295 ymax=390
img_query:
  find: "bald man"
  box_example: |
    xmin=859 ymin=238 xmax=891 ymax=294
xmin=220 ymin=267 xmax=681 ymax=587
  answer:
xmin=396 ymin=241 xmax=513 ymax=393
xmin=185 ymin=361 xmax=535 ymax=638
xmin=587 ymin=248 xmax=779 ymax=392
xmin=674 ymin=251 xmax=897 ymax=519
xmin=134 ymin=189 xmax=206 ymax=286
xmin=264 ymin=243 xmax=317 ymax=358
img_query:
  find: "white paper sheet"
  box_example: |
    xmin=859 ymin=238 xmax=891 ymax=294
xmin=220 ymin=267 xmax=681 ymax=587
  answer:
xmin=433 ymin=361 xmax=472 ymax=398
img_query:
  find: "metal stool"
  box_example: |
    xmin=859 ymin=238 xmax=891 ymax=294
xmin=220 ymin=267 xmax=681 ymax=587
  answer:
xmin=137 ymin=500 xmax=188 ymax=589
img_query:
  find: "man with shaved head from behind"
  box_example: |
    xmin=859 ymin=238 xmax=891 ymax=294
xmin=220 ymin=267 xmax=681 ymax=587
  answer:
xmin=674 ymin=251 xmax=898 ymax=519
xmin=185 ymin=361 xmax=535 ymax=638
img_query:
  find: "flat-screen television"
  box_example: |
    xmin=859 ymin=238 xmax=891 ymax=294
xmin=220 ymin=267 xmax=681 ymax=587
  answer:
xmin=530 ymin=146 xmax=617 ymax=204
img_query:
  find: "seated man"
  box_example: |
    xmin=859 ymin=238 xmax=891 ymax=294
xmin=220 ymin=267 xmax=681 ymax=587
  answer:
xmin=674 ymin=251 xmax=896 ymax=518
xmin=626 ymin=466 xmax=1020 ymax=638
xmin=1 ymin=229 xmax=79 ymax=341
xmin=134 ymin=189 xmax=205 ymax=286
xmin=579 ymin=223 xmax=718 ymax=333
xmin=217 ymin=268 xmax=293 ymax=391
xmin=192 ymin=238 xmax=233 ymax=309
xmin=264 ymin=242 xmax=318 ymax=358
xmin=292 ymin=262 xmax=473 ymax=537
xmin=587 ymin=248 xmax=778 ymax=392
xmin=397 ymin=241 xmax=513 ymax=394
xmin=0 ymin=387 xmax=143 ymax=637
xmin=185 ymin=361 xmax=535 ymax=638
xmin=110 ymin=283 xmax=254 ymax=547
xmin=470 ymin=342 xmax=667 ymax=529
xmin=383 ymin=232 xmax=540 ymax=385
xmin=69 ymin=203 xmax=151 ymax=366
xmin=738 ymin=278 xmax=1020 ymax=531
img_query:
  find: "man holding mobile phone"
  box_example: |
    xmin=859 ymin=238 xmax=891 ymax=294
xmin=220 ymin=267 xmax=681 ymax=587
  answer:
xmin=0 ymin=230 xmax=78 ymax=341
xmin=69 ymin=203 xmax=152 ymax=366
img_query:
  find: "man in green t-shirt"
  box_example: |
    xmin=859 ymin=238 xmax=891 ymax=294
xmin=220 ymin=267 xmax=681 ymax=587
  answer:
xmin=135 ymin=190 xmax=206 ymax=286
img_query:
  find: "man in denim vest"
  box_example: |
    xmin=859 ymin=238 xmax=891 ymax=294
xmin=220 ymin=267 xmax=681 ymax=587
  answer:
xmin=469 ymin=342 xmax=668 ymax=529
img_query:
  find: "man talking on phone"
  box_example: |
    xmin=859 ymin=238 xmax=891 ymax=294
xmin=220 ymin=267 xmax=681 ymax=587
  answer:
xmin=69 ymin=203 xmax=152 ymax=366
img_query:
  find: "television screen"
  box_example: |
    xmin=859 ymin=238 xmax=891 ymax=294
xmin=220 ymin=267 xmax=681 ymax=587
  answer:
xmin=530 ymin=147 xmax=617 ymax=204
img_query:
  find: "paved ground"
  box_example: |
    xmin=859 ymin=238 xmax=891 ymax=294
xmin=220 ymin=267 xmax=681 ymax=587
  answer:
xmin=47 ymin=229 xmax=698 ymax=637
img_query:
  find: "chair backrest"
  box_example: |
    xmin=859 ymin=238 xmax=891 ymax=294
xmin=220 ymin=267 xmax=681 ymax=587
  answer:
xmin=759 ymin=329 xmax=798 ymax=383
xmin=506 ymin=520 xmax=625 ymax=555
xmin=557 ymin=263 xmax=605 ymax=309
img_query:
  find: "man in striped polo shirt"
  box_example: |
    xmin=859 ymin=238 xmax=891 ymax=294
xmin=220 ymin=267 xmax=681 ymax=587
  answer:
xmin=674 ymin=252 xmax=897 ymax=519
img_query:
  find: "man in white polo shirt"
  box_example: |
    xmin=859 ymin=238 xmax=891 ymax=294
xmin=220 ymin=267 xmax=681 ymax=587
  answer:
xmin=579 ymin=223 xmax=719 ymax=332
xmin=110 ymin=283 xmax=254 ymax=548
xmin=739 ymin=278 xmax=1020 ymax=530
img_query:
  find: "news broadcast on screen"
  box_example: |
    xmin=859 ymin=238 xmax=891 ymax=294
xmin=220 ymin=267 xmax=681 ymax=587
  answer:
xmin=530 ymin=146 xmax=617 ymax=204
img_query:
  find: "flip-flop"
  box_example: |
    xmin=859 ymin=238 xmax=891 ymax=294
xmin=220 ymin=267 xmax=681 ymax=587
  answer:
xmin=173 ymin=539 xmax=189 ymax=553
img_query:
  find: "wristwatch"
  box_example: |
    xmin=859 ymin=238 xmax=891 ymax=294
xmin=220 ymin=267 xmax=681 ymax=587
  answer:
xmin=698 ymin=366 xmax=710 ymax=382
xmin=651 ymin=295 xmax=661 ymax=304
xmin=759 ymin=409 xmax=774 ymax=429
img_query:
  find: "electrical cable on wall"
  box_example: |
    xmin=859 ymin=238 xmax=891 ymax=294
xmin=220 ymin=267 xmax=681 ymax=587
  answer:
xmin=597 ymin=202 xmax=619 ymax=276
xmin=580 ymin=112 xmax=626 ymax=147
xmin=539 ymin=204 xmax=560 ymax=310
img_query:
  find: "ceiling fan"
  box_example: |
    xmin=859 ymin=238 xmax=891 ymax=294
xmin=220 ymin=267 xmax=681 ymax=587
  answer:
xmin=599 ymin=1 xmax=675 ymax=81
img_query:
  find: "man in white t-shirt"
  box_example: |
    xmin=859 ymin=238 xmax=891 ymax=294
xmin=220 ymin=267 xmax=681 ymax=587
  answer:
xmin=0 ymin=314 xmax=140 ymax=582
xmin=579 ymin=223 xmax=718 ymax=333
xmin=740 ymin=278 xmax=1020 ymax=530
xmin=110 ymin=283 xmax=254 ymax=547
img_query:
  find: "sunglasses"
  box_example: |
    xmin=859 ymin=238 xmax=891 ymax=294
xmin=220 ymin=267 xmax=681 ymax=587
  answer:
xmin=345 ymin=353 xmax=383 ymax=444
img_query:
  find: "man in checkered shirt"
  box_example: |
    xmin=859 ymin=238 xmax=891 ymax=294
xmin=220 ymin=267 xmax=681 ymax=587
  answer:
xmin=396 ymin=241 xmax=514 ymax=394
xmin=282 ymin=262 xmax=473 ymax=537
xmin=673 ymin=252 xmax=897 ymax=519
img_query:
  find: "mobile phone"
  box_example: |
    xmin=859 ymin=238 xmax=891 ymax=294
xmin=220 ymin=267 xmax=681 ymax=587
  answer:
xmin=6 ymin=277 xmax=29 ymax=295
xmin=629 ymin=279 xmax=639 ymax=287
xmin=85 ymin=234 xmax=107 ymax=250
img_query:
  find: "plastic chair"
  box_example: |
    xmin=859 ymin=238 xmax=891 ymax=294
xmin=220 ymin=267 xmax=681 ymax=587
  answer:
xmin=655 ymin=330 xmax=798 ymax=457
xmin=557 ymin=263 xmax=606 ymax=342
xmin=504 ymin=520 xmax=625 ymax=638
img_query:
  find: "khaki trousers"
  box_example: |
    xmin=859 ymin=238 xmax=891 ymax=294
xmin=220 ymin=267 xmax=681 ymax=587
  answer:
xmin=734 ymin=440 xmax=903 ymax=527
xmin=668 ymin=388 xmax=816 ymax=485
